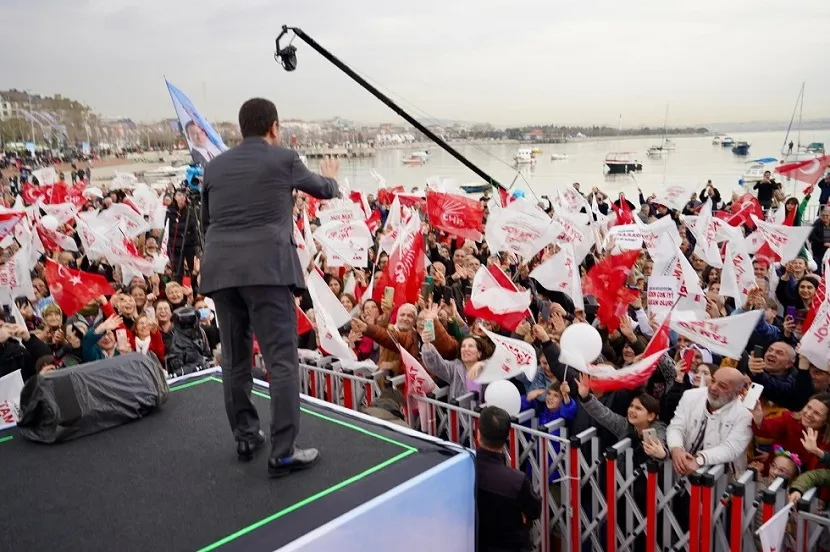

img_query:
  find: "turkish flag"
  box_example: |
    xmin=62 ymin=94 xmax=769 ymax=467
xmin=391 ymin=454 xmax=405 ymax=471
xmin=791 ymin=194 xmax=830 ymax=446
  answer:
xmin=365 ymin=209 xmax=382 ymax=235
xmin=775 ymin=154 xmax=830 ymax=186
xmin=464 ymin=265 xmax=532 ymax=332
xmin=297 ymin=305 xmax=313 ymax=335
xmin=377 ymin=186 xmax=405 ymax=206
xmin=728 ymin=194 xmax=764 ymax=229
xmin=643 ymin=314 xmax=671 ymax=358
xmin=583 ymin=249 xmax=640 ymax=332
xmin=44 ymin=259 xmax=115 ymax=316
xmin=426 ymin=190 xmax=484 ymax=241
xmin=610 ymin=194 xmax=635 ymax=226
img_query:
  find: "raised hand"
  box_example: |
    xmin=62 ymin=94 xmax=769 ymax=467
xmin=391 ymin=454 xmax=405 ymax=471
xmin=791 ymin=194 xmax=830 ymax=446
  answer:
xmin=320 ymin=156 xmax=340 ymax=180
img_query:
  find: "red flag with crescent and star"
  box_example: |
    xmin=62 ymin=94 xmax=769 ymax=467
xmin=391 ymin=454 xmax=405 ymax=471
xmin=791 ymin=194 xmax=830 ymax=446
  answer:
xmin=44 ymin=259 xmax=115 ymax=316
xmin=775 ymin=154 xmax=830 ymax=186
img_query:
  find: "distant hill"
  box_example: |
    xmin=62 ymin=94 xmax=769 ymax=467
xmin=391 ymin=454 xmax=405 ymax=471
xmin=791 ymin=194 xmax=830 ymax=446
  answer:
xmin=705 ymin=118 xmax=830 ymax=133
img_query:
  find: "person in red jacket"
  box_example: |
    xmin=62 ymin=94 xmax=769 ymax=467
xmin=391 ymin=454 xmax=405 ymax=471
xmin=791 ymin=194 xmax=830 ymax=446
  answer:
xmin=753 ymin=392 xmax=830 ymax=472
xmin=132 ymin=314 xmax=166 ymax=368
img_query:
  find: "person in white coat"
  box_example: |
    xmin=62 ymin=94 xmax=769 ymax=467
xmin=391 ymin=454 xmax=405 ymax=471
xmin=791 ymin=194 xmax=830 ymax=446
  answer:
xmin=666 ymin=367 xmax=753 ymax=476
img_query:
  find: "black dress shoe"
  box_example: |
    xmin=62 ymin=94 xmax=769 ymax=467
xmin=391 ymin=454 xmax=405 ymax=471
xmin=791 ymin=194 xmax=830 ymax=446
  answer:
xmin=268 ymin=447 xmax=320 ymax=478
xmin=237 ymin=430 xmax=266 ymax=461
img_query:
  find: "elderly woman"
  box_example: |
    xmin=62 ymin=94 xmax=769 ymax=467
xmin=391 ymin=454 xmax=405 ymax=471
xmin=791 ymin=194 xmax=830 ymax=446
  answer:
xmin=82 ymin=314 xmax=133 ymax=362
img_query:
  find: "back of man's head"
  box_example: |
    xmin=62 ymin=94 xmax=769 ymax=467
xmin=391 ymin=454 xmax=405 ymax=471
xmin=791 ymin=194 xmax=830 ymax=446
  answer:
xmin=239 ymin=98 xmax=279 ymax=139
xmin=478 ymin=406 xmax=511 ymax=450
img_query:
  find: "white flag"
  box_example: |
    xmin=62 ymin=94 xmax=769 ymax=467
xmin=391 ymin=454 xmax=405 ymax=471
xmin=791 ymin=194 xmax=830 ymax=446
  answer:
xmin=689 ymin=199 xmax=723 ymax=268
xmin=670 ymin=310 xmax=763 ymax=359
xmin=551 ymin=214 xmax=594 ymax=263
xmin=529 ymin=244 xmax=584 ymax=310
xmin=751 ymin=215 xmax=812 ymax=263
xmin=0 ymin=369 xmax=24 ymax=424
xmin=485 ymin=206 xmax=560 ymax=262
xmin=654 ymin=185 xmax=692 ymax=212
xmin=720 ymin=239 xmax=757 ymax=304
xmin=314 ymin=220 xmax=371 ymax=268
xmin=756 ymin=502 xmax=791 ymax=552
xmin=475 ymin=327 xmax=538 ymax=383
xmin=636 ymin=215 xmax=682 ymax=261
xmin=306 ymin=270 xmax=355 ymax=362
xmin=652 ymin=235 xmax=707 ymax=316
xmin=470 ymin=267 xmax=531 ymax=314
xmin=306 ymin=269 xmax=352 ymax=329
xmin=799 ymin=298 xmax=830 ymax=369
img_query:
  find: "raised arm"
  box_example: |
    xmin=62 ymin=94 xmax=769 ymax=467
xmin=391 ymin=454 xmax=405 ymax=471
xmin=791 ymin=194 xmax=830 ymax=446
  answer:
xmin=291 ymin=153 xmax=341 ymax=199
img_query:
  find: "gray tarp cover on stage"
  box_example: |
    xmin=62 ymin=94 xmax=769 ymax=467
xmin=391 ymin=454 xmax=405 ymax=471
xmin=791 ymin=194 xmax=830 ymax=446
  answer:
xmin=16 ymin=353 xmax=169 ymax=443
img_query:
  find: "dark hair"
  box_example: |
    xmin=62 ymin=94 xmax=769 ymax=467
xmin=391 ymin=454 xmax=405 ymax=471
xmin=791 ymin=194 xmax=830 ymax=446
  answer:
xmin=34 ymin=355 xmax=54 ymax=375
xmin=479 ymin=406 xmax=511 ymax=448
xmin=459 ymin=335 xmax=493 ymax=360
xmin=633 ymin=394 xmax=660 ymax=418
xmin=238 ymin=98 xmax=279 ymax=138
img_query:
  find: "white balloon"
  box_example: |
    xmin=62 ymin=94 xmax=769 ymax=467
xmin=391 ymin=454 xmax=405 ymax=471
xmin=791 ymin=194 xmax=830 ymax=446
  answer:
xmin=560 ymin=323 xmax=602 ymax=364
xmin=484 ymin=380 xmax=522 ymax=417
xmin=40 ymin=215 xmax=59 ymax=231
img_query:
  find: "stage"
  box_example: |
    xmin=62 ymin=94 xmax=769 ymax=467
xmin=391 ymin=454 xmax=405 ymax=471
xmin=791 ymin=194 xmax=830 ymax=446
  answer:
xmin=0 ymin=370 xmax=475 ymax=551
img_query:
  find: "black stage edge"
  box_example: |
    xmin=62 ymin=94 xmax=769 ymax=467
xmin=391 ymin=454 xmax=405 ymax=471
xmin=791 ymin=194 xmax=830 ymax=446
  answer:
xmin=0 ymin=374 xmax=458 ymax=552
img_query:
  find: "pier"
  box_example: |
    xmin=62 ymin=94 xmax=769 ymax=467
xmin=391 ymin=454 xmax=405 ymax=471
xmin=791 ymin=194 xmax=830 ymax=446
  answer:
xmin=303 ymin=146 xmax=375 ymax=159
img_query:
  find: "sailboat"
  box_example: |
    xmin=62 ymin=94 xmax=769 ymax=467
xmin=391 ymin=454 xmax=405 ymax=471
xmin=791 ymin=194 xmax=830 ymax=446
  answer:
xmin=780 ymin=82 xmax=820 ymax=163
xmin=647 ymin=105 xmax=671 ymax=158
xmin=606 ymin=114 xmax=643 ymax=173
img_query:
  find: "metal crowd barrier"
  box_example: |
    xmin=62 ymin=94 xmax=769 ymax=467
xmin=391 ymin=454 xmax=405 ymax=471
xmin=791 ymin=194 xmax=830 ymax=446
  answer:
xmin=293 ymin=358 xmax=809 ymax=552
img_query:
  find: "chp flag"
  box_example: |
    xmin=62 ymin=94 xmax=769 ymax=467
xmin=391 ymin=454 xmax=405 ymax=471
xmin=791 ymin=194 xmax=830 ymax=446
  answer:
xmin=669 ymin=310 xmax=763 ymax=359
xmin=425 ymin=190 xmax=484 ymax=242
xmin=475 ymin=327 xmax=538 ymax=383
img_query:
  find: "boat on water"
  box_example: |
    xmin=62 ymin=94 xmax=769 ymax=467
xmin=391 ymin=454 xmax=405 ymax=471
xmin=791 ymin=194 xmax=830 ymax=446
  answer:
xmin=732 ymin=141 xmax=751 ymax=156
xmin=648 ymin=105 xmax=672 ymax=158
xmin=513 ymin=148 xmax=537 ymax=165
xmin=401 ymin=155 xmax=425 ymax=165
xmin=605 ymin=152 xmax=642 ymax=174
xmin=531 ymin=147 xmax=543 ymax=155
xmin=550 ymin=153 xmax=569 ymax=160
xmin=742 ymin=157 xmax=777 ymax=183
xmin=647 ymin=146 xmax=666 ymax=158
xmin=779 ymin=83 xmax=823 ymax=163
xmin=712 ymin=135 xmax=727 ymax=145
xmin=460 ymin=183 xmax=490 ymax=194
xmin=410 ymin=150 xmax=431 ymax=159
xmin=721 ymin=137 xmax=734 ymax=147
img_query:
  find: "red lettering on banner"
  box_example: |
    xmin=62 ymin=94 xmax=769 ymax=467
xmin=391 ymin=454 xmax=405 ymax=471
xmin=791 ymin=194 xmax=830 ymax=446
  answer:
xmin=815 ymin=313 xmax=830 ymax=344
xmin=677 ymin=320 xmax=728 ymax=344
xmin=0 ymin=401 xmax=13 ymax=423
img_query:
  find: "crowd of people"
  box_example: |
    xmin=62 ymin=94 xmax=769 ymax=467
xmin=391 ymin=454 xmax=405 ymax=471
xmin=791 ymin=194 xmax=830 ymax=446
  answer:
xmin=2 ymin=150 xmax=830 ymax=551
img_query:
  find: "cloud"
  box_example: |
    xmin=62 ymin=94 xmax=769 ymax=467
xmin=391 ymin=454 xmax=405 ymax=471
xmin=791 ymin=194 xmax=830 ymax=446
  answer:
xmin=0 ymin=0 xmax=828 ymax=126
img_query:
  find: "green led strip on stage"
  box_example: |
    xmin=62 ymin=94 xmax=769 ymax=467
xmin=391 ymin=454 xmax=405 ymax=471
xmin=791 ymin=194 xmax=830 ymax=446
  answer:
xmin=169 ymin=375 xmax=420 ymax=551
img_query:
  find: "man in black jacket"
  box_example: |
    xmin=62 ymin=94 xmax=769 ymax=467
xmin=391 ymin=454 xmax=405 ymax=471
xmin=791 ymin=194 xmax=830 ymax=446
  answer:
xmin=476 ymin=406 xmax=542 ymax=552
xmin=0 ymin=323 xmax=52 ymax=382
xmin=165 ymin=190 xmax=201 ymax=283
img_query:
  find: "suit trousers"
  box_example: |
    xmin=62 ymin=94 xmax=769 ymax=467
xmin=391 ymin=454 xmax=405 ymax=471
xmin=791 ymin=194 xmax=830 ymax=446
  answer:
xmin=210 ymin=285 xmax=300 ymax=459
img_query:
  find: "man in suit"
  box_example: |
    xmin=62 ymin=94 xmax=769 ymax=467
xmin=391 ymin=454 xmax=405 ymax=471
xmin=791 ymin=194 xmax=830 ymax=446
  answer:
xmin=186 ymin=121 xmax=222 ymax=166
xmin=200 ymin=97 xmax=341 ymax=477
xmin=475 ymin=406 xmax=542 ymax=551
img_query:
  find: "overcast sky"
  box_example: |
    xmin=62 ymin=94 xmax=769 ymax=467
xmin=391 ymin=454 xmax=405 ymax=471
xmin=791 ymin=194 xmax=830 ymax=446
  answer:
xmin=2 ymin=0 xmax=828 ymax=127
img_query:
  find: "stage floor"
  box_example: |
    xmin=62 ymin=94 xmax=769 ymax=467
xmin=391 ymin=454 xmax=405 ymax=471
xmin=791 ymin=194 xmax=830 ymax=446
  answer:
xmin=0 ymin=374 xmax=453 ymax=552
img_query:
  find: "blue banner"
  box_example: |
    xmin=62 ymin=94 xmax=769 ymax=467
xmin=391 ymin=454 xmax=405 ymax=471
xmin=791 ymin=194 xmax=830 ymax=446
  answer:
xmin=165 ymin=79 xmax=227 ymax=166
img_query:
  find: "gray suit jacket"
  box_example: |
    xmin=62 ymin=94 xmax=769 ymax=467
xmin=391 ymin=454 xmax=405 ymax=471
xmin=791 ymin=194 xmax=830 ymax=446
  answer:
xmin=199 ymin=137 xmax=340 ymax=294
